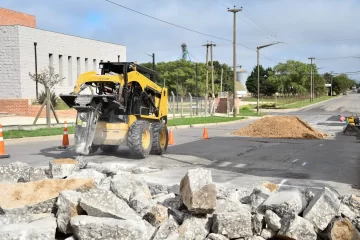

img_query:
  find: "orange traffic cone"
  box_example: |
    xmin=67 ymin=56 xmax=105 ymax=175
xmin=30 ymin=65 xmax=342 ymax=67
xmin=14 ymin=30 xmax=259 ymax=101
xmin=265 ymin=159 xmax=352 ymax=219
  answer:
xmin=168 ymin=128 xmax=175 ymax=145
xmin=0 ymin=124 xmax=10 ymax=159
xmin=202 ymin=127 xmax=209 ymax=139
xmin=60 ymin=121 xmax=69 ymax=149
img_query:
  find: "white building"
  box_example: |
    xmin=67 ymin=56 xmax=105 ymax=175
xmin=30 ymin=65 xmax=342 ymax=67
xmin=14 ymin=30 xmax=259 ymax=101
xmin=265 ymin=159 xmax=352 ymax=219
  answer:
xmin=0 ymin=25 xmax=126 ymax=99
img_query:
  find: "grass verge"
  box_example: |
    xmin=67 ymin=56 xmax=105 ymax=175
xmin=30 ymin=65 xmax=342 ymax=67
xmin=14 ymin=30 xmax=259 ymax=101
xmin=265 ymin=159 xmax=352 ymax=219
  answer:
xmin=280 ymin=96 xmax=332 ymax=109
xmin=239 ymin=106 xmax=266 ymax=116
xmin=4 ymin=116 xmax=245 ymax=139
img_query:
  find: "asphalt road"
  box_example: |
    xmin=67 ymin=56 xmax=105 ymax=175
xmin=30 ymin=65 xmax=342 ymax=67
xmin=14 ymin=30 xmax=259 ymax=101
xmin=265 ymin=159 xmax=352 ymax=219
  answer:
xmin=2 ymin=93 xmax=360 ymax=195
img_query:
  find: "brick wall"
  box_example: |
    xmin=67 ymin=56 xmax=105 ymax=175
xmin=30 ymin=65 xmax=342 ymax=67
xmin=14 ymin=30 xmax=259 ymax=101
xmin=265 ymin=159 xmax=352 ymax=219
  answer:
xmin=0 ymin=99 xmax=76 ymax=118
xmin=0 ymin=8 xmax=36 ymax=28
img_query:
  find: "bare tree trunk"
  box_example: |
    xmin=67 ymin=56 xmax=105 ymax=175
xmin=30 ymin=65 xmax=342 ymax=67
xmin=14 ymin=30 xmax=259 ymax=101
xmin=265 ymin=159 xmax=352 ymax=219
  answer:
xmin=46 ymin=89 xmax=51 ymax=127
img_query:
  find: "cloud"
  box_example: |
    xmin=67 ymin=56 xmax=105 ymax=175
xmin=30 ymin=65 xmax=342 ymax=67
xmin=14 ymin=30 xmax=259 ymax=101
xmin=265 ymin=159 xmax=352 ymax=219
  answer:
xmin=1 ymin=0 xmax=360 ymax=80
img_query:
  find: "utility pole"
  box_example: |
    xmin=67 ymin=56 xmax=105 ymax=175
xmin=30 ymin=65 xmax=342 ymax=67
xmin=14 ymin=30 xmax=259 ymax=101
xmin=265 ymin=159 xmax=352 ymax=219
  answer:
xmin=210 ymin=42 xmax=216 ymax=98
xmin=228 ymin=6 xmax=242 ymax=117
xmin=34 ymin=42 xmax=38 ymax=100
xmin=220 ymin=68 xmax=223 ymax=93
xmin=308 ymin=57 xmax=315 ymax=102
xmin=195 ymin=63 xmax=199 ymax=115
xmin=256 ymin=42 xmax=282 ymax=115
xmin=202 ymin=43 xmax=210 ymax=98
xmin=330 ymin=71 xmax=333 ymax=97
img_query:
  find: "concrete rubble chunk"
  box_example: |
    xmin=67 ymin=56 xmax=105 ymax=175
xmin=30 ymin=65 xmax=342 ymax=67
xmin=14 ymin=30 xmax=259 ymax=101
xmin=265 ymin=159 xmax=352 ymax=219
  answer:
xmin=252 ymin=213 xmax=264 ymax=235
xmin=65 ymin=236 xmax=76 ymax=240
xmin=70 ymin=215 xmax=155 ymax=240
xmin=206 ymin=233 xmax=229 ymax=240
xmin=168 ymin=208 xmax=189 ymax=225
xmin=303 ymin=187 xmax=341 ymax=231
xmin=75 ymin=155 xmax=88 ymax=169
xmin=247 ymin=186 xmax=271 ymax=210
xmin=131 ymin=166 xmax=162 ymax=174
xmin=339 ymin=203 xmax=356 ymax=220
xmin=178 ymin=215 xmax=212 ymax=240
xmin=0 ymin=162 xmax=31 ymax=183
xmin=148 ymin=182 xmax=169 ymax=196
xmin=110 ymin=172 xmax=152 ymax=203
xmin=49 ymin=158 xmax=79 ymax=179
xmin=0 ymin=216 xmax=57 ymax=240
xmin=261 ymin=228 xmax=276 ymax=239
xmin=215 ymin=198 xmax=251 ymax=214
xmin=153 ymin=193 xmax=176 ymax=203
xmin=129 ymin=189 xmax=155 ymax=217
xmin=249 ymin=236 xmax=265 ymax=240
xmin=228 ymin=187 xmax=254 ymax=203
xmin=161 ymin=195 xmax=183 ymax=210
xmin=153 ymin=216 xmax=179 ymax=240
xmin=212 ymin=208 xmax=253 ymax=239
xmin=328 ymin=218 xmax=360 ymax=240
xmin=0 ymin=178 xmax=94 ymax=215
xmin=143 ymin=204 xmax=168 ymax=227
xmin=260 ymin=189 xmax=307 ymax=217
xmin=96 ymin=176 xmax=112 ymax=190
xmin=56 ymin=190 xmax=84 ymax=234
xmin=168 ymin=184 xmax=180 ymax=195
xmin=29 ymin=166 xmax=49 ymax=181
xmin=0 ymin=213 xmax=52 ymax=225
xmin=180 ymin=168 xmax=216 ymax=214
xmin=80 ymin=188 xmax=140 ymax=220
xmin=342 ymin=194 xmax=360 ymax=216
xmin=264 ymin=209 xmax=281 ymax=231
xmin=278 ymin=213 xmax=317 ymax=240
xmin=86 ymin=162 xmax=135 ymax=176
xmin=68 ymin=169 xmax=106 ymax=186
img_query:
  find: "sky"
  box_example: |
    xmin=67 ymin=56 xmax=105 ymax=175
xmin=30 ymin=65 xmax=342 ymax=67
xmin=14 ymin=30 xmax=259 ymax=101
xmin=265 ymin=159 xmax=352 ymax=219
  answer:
xmin=2 ymin=0 xmax=360 ymax=81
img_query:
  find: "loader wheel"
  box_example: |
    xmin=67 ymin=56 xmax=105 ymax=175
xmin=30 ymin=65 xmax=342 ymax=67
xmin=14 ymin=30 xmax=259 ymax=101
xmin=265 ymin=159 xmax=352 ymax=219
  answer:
xmin=150 ymin=122 xmax=168 ymax=155
xmin=100 ymin=145 xmax=119 ymax=153
xmin=127 ymin=120 xmax=153 ymax=159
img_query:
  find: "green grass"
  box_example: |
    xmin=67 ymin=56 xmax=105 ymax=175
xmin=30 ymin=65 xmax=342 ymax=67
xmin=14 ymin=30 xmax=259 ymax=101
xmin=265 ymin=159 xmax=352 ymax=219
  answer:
xmin=4 ymin=126 xmax=75 ymax=139
xmin=3 ymin=116 xmax=245 ymax=139
xmin=238 ymin=106 xmax=266 ymax=116
xmin=167 ymin=116 xmax=245 ymax=126
xmin=280 ymin=96 xmax=332 ymax=109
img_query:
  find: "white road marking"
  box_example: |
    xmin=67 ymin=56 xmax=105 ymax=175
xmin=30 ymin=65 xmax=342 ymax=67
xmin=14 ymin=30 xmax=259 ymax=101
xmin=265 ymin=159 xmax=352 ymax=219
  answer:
xmin=281 ymin=184 xmax=323 ymax=190
xmin=235 ymin=163 xmax=246 ymax=168
xmin=292 ymin=159 xmax=298 ymax=163
xmin=218 ymin=161 xmax=232 ymax=167
xmin=278 ymin=179 xmax=288 ymax=190
xmin=302 ymin=162 xmax=307 ymax=166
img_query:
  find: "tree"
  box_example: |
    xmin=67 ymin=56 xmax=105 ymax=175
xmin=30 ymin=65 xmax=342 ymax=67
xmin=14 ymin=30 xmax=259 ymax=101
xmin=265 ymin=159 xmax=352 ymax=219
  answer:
xmin=246 ymin=65 xmax=277 ymax=96
xmin=267 ymin=60 xmax=318 ymax=95
xmin=332 ymin=74 xmax=356 ymax=94
xmin=29 ymin=66 xmax=65 ymax=126
xmin=140 ymin=60 xmax=234 ymax=97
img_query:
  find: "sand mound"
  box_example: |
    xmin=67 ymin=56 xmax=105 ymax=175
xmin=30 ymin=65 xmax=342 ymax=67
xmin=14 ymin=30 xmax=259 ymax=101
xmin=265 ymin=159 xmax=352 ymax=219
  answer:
xmin=0 ymin=178 xmax=94 ymax=208
xmin=232 ymin=116 xmax=327 ymax=139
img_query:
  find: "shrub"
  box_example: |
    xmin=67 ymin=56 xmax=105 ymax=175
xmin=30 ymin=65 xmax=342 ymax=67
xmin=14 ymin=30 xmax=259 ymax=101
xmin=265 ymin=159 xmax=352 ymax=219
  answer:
xmin=37 ymin=91 xmax=58 ymax=108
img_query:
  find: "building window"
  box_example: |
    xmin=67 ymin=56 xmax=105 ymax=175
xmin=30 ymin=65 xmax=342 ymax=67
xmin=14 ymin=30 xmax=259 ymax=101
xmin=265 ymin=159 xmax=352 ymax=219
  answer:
xmin=68 ymin=56 xmax=72 ymax=86
xmin=85 ymin=58 xmax=88 ymax=72
xmin=77 ymin=57 xmax=80 ymax=78
xmin=49 ymin=54 xmax=53 ymax=68
xmin=59 ymin=55 xmax=63 ymax=86
xmin=93 ymin=59 xmax=97 ymax=71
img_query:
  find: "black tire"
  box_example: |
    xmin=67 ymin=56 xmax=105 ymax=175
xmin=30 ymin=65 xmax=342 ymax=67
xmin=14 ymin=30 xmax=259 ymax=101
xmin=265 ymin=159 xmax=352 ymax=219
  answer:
xmin=150 ymin=122 xmax=168 ymax=155
xmin=100 ymin=145 xmax=119 ymax=153
xmin=127 ymin=120 xmax=153 ymax=159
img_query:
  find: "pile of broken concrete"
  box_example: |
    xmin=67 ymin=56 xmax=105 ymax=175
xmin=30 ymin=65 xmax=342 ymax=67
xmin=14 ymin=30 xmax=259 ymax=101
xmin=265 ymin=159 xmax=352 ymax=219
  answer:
xmin=0 ymin=159 xmax=360 ymax=240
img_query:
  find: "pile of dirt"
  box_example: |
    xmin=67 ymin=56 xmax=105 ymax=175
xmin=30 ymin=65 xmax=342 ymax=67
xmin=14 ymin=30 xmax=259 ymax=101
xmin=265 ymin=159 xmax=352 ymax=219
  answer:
xmin=0 ymin=178 xmax=94 ymax=208
xmin=232 ymin=116 xmax=328 ymax=139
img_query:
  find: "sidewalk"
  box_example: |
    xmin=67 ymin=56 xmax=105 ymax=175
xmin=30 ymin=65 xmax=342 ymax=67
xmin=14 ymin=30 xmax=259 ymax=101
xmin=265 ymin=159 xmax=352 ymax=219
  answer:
xmin=0 ymin=116 xmax=76 ymax=126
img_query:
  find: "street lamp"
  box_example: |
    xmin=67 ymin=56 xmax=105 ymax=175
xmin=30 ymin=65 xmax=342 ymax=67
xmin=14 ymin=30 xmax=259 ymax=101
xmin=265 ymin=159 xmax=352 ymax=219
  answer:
xmin=257 ymin=42 xmax=282 ymax=115
xmin=145 ymin=53 xmax=156 ymax=82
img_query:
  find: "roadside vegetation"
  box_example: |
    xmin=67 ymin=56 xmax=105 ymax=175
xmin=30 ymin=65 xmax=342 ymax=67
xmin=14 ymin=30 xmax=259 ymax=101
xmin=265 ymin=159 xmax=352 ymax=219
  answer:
xmin=3 ymin=116 xmax=246 ymax=139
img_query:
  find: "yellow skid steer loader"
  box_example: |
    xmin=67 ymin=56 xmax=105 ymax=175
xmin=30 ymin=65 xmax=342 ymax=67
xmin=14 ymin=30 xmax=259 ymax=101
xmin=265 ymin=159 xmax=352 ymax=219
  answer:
xmin=60 ymin=62 xmax=168 ymax=159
